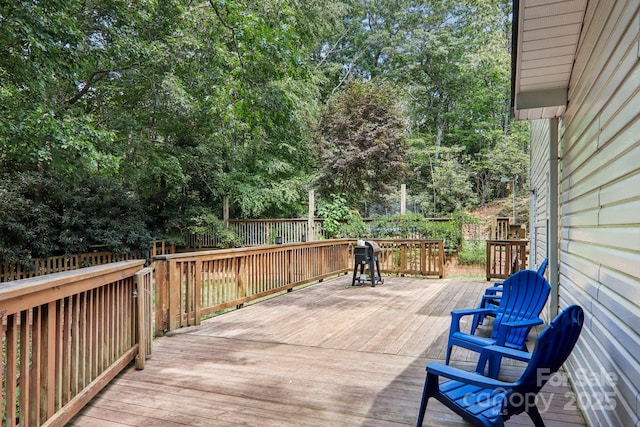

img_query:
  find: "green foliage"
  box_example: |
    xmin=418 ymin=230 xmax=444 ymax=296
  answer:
xmin=0 ymin=1 xmax=526 ymax=261
xmin=314 ymin=79 xmax=408 ymax=208
xmin=188 ymin=211 xmax=241 ymax=249
xmin=0 ymin=172 xmax=152 ymax=264
xmin=471 ymin=132 xmax=530 ymax=203
xmin=405 ymin=143 xmax=479 ymax=216
xmin=368 ymin=211 xmax=472 ymax=254
xmin=317 ymin=194 xmax=367 ymax=239
xmin=458 ymin=239 xmax=487 ymax=265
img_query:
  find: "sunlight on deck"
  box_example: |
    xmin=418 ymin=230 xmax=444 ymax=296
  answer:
xmin=70 ymin=275 xmax=586 ymax=427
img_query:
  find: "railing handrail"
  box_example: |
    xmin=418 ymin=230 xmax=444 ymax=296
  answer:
xmin=0 ymin=240 xmax=173 ymax=283
xmin=227 ymin=218 xmax=319 ymax=223
xmin=0 ymin=260 xmax=145 ymax=313
xmin=155 ymin=239 xmax=351 ymax=261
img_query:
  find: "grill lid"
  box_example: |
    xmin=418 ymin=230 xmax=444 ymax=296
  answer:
xmin=364 ymin=240 xmax=380 ymax=254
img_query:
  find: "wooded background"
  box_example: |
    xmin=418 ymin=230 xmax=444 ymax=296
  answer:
xmin=0 ymin=0 xmax=528 ymax=263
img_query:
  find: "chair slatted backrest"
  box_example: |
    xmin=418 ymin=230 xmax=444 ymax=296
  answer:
xmin=509 ymin=305 xmax=584 ymax=399
xmin=491 ymin=270 xmax=551 ymax=346
xmin=536 ymin=258 xmax=548 ymax=276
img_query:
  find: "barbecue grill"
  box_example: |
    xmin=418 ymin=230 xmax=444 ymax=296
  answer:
xmin=351 ymin=240 xmax=383 ymax=287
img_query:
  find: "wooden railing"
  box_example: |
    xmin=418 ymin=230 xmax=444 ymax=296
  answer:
xmin=492 ymin=217 xmax=511 ymax=239
xmin=0 ymin=260 xmax=150 ymax=427
xmin=360 ymin=239 xmax=445 ymax=278
xmin=154 ymin=239 xmax=446 ymax=333
xmin=153 ymin=240 xmax=350 ymax=333
xmin=485 ymin=239 xmax=528 ymax=280
xmin=0 ymin=252 xmax=135 ymax=283
xmin=0 ymin=238 xmax=445 ymax=423
xmin=184 ymin=218 xmax=455 ymax=249
xmin=149 ymin=239 xmax=176 ymax=258
xmin=185 ymin=219 xmax=327 ymax=248
xmin=0 ymin=240 xmax=172 ymax=283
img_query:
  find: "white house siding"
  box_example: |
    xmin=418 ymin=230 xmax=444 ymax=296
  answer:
xmin=529 ymin=1 xmax=640 ymax=426
xmin=529 ymin=119 xmax=550 ymax=276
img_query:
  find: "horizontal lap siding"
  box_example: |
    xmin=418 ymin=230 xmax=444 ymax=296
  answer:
xmin=559 ymin=0 xmax=640 ymax=426
xmin=530 ymin=119 xmax=550 ymax=273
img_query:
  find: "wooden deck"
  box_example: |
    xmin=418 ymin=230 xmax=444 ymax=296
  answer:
xmin=69 ymin=275 xmax=586 ymax=426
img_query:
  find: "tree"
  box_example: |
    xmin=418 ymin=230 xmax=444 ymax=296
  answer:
xmin=406 ymin=142 xmax=477 ymax=216
xmin=0 ymin=0 xmax=528 ymax=261
xmin=314 ymin=79 xmax=408 ymax=208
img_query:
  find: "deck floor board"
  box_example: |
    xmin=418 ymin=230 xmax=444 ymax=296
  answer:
xmin=70 ymin=275 xmax=586 ymax=426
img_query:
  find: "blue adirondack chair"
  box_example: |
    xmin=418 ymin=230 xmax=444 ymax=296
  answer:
xmin=416 ymin=304 xmax=584 ymax=427
xmin=471 ymin=258 xmax=548 ymax=334
xmin=445 ymin=269 xmax=550 ymax=377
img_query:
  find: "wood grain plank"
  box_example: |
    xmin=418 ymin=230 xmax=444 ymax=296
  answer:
xmin=70 ymin=276 xmax=586 ymax=427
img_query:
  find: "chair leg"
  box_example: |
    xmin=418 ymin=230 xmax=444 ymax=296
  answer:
xmin=487 ymin=353 xmax=502 ymax=378
xmin=526 ymin=404 xmax=546 ymax=427
xmin=470 ymin=313 xmax=481 ymax=334
xmin=415 ymin=389 xmax=429 ymax=426
xmin=445 ymin=345 xmax=453 ymax=364
xmin=416 ymin=372 xmax=437 ymax=427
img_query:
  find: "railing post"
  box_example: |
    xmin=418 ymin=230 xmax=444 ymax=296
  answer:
xmin=153 ymin=259 xmax=168 ymax=336
xmin=486 ymin=241 xmax=492 ymax=281
xmin=134 ymin=268 xmax=152 ymax=370
xmin=308 ymin=189 xmax=315 ymax=242
xmin=438 ymin=240 xmax=445 ymax=278
xmin=235 ymin=256 xmax=245 ymax=309
xmin=194 ymin=260 xmax=202 ymax=325
xmin=168 ymin=260 xmax=181 ymax=331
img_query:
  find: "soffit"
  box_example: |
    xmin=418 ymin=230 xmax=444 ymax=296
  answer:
xmin=512 ymin=0 xmax=588 ymax=120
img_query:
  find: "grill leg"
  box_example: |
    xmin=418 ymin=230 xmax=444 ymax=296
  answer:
xmin=351 ymin=260 xmax=359 ymax=286
xmin=368 ymin=258 xmax=375 ymax=287
xmin=375 ymin=257 xmax=382 ymax=285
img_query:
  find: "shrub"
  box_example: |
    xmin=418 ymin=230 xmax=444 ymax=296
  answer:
xmin=368 ymin=211 xmax=474 ymax=254
xmin=318 ymin=194 xmax=367 ymax=239
xmin=0 ymin=171 xmax=152 ymax=263
xmin=458 ymin=239 xmax=486 ymax=265
xmin=188 ymin=212 xmax=241 ymax=248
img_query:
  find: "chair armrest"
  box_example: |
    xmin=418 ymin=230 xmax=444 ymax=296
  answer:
xmin=494 ymin=317 xmax=544 ymax=346
xmin=480 ymin=345 xmax=531 ymax=363
xmin=426 ymin=362 xmax=513 ymax=389
xmin=481 ymin=294 xmax=502 ymax=302
xmin=478 ymin=294 xmax=502 ymax=310
xmin=502 ymin=317 xmax=544 ymax=329
xmin=450 ymin=308 xmax=496 ymax=334
xmin=451 ymin=307 xmax=496 ymax=317
xmin=476 ymin=345 xmax=532 ymax=373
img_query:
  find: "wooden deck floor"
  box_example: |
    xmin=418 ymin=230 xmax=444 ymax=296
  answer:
xmin=70 ymin=275 xmax=586 ymax=426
